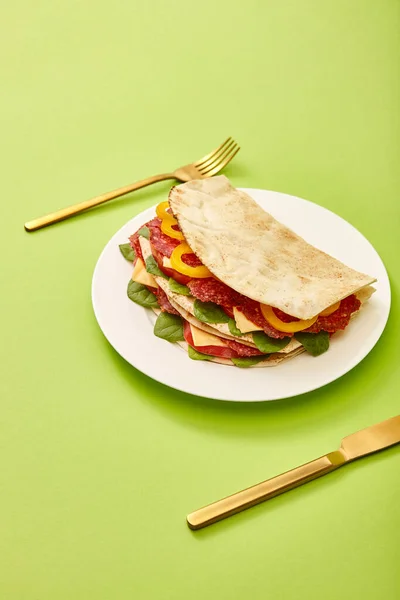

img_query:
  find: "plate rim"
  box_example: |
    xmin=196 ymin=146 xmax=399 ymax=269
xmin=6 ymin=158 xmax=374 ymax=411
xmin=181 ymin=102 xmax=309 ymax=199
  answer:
xmin=92 ymin=187 xmax=391 ymax=402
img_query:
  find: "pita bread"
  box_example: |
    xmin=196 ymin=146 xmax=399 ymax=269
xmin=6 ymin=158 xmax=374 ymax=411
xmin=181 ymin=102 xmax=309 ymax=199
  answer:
xmin=169 ymin=176 xmax=376 ymax=319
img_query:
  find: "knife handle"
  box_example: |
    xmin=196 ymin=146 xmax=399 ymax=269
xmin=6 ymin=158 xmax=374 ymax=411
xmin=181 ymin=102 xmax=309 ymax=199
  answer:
xmin=187 ymin=450 xmax=347 ymax=530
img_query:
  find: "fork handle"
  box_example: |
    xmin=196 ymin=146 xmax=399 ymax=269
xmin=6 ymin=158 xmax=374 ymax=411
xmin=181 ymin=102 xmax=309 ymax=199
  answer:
xmin=24 ymin=172 xmax=175 ymax=231
xmin=187 ymin=450 xmax=348 ymax=530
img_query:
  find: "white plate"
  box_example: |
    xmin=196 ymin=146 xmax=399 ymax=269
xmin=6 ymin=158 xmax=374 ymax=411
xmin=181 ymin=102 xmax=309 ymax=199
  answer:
xmin=92 ymin=188 xmax=390 ymax=402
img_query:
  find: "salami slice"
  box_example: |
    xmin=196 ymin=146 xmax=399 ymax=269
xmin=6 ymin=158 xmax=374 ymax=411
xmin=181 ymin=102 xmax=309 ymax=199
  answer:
xmin=306 ymin=295 xmax=360 ymax=333
xmin=273 ymin=308 xmax=299 ymax=323
xmin=187 ymin=278 xmax=289 ymax=338
xmin=181 ymin=253 xmax=203 ymax=267
xmin=129 ymin=232 xmax=144 ymax=262
xmin=237 ymin=298 xmax=291 ymax=339
xmin=153 ymin=287 xmax=180 ymax=315
xmin=224 ymin=339 xmax=264 ymax=357
xmin=188 ymin=278 xmax=242 ymax=307
xmin=129 ymin=218 xmax=162 ymax=262
xmin=148 ymin=218 xmax=180 ymax=257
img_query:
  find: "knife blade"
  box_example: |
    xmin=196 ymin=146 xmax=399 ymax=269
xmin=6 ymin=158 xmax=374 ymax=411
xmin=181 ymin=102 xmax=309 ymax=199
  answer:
xmin=341 ymin=415 xmax=400 ymax=459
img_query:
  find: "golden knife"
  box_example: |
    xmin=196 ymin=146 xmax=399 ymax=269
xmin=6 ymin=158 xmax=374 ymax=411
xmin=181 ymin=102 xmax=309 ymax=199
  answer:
xmin=187 ymin=415 xmax=400 ymax=530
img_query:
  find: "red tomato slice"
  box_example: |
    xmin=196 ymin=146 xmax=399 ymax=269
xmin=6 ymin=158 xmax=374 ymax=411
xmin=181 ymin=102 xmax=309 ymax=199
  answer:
xmin=183 ymin=322 xmax=239 ymax=359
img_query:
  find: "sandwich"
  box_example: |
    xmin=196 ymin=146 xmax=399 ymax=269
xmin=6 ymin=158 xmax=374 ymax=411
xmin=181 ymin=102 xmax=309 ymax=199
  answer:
xmin=119 ymin=176 xmax=376 ymax=367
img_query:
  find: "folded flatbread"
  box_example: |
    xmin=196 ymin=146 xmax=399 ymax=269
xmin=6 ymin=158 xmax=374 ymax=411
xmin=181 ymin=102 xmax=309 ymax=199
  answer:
xmin=169 ymin=176 xmax=375 ymax=319
xmin=123 ymin=177 xmax=376 ymax=367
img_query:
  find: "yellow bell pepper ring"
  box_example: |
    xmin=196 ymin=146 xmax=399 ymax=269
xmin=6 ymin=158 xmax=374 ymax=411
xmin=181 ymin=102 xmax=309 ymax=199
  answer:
xmin=319 ymin=301 xmax=341 ymax=317
xmin=160 ymin=216 xmax=185 ymax=241
xmin=156 ymin=201 xmax=172 ymax=220
xmin=260 ymin=304 xmax=318 ymax=333
xmin=170 ymin=243 xmax=212 ymax=278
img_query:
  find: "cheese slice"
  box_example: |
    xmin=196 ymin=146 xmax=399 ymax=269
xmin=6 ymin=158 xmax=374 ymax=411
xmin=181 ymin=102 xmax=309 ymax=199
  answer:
xmin=132 ymin=258 xmax=158 ymax=288
xmin=163 ymin=256 xmax=174 ymax=269
xmin=233 ymin=307 xmax=263 ymax=334
xmin=190 ymin=324 xmax=227 ymax=347
xmin=162 ymin=256 xmax=173 ymax=269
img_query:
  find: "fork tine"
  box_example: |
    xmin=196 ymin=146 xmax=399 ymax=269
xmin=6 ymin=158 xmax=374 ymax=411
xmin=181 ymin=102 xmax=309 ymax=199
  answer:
xmin=197 ymin=139 xmax=237 ymax=171
xmin=199 ymin=141 xmax=239 ymax=174
xmin=194 ymin=137 xmax=232 ymax=167
xmin=199 ymin=143 xmax=240 ymax=176
xmin=201 ymin=146 xmax=240 ymax=178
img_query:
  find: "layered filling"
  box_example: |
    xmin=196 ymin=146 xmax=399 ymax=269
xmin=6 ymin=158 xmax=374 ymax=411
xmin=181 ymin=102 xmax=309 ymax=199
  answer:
xmin=122 ymin=201 xmax=364 ymax=363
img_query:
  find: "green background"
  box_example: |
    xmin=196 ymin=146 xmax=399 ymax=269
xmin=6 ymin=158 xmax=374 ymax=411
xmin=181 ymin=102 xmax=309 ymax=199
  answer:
xmin=1 ymin=1 xmax=399 ymax=598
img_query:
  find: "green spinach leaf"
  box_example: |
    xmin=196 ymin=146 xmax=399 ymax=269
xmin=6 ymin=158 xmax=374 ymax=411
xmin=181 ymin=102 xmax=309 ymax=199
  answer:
xmin=188 ymin=346 xmax=214 ymax=362
xmin=228 ymin=318 xmax=244 ymax=337
xmin=154 ymin=312 xmax=184 ymax=342
xmin=294 ymin=331 xmax=330 ymax=356
xmin=231 ymin=355 xmax=269 ymax=368
xmin=127 ymin=280 xmax=159 ymax=308
xmin=193 ymin=300 xmax=230 ymax=324
xmin=145 ymin=255 xmax=168 ymax=279
xmin=252 ymin=332 xmax=291 ymax=353
xmin=168 ymin=278 xmax=191 ymax=295
xmin=119 ymin=243 xmax=136 ymax=262
xmin=138 ymin=226 xmax=150 ymax=239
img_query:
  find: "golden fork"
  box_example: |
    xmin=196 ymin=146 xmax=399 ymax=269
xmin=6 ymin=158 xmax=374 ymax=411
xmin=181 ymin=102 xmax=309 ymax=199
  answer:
xmin=187 ymin=415 xmax=400 ymax=530
xmin=24 ymin=137 xmax=240 ymax=231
